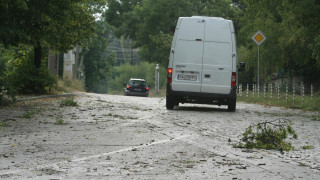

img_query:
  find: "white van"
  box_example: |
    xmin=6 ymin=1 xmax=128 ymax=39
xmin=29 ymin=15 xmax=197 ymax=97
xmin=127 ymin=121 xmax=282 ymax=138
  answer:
xmin=166 ymin=16 xmax=243 ymax=111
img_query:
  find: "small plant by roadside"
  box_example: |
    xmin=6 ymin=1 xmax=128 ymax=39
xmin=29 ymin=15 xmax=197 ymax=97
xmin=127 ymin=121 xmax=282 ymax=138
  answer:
xmin=301 ymin=145 xmax=314 ymax=150
xmin=54 ymin=118 xmax=66 ymax=125
xmin=22 ymin=111 xmax=36 ymax=119
xmin=234 ymin=120 xmax=298 ymax=153
xmin=60 ymin=97 xmax=78 ymax=107
xmin=311 ymin=114 xmax=320 ymax=121
xmin=105 ymin=113 xmax=126 ymax=119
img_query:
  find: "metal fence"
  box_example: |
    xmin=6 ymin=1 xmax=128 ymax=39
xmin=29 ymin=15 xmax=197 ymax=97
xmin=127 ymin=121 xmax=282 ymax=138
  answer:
xmin=237 ymin=82 xmax=316 ymax=104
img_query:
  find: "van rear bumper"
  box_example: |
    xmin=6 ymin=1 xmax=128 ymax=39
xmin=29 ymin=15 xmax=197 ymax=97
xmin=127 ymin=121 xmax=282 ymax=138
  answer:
xmin=167 ymin=84 xmax=236 ymax=105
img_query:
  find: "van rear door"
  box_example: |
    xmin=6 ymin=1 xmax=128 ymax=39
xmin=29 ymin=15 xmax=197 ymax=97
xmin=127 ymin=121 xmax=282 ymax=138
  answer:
xmin=201 ymin=19 xmax=232 ymax=94
xmin=171 ymin=18 xmax=205 ymax=93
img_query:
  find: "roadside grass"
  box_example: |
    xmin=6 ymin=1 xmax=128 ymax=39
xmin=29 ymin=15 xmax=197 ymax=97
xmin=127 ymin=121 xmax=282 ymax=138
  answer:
xmin=149 ymin=88 xmax=166 ymax=97
xmin=237 ymin=91 xmax=320 ymax=112
xmin=56 ymin=78 xmax=85 ymax=94
xmin=60 ymin=97 xmax=78 ymax=107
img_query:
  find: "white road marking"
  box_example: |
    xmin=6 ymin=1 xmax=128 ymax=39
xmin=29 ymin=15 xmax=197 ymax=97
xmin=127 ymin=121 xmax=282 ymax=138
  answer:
xmin=0 ymin=135 xmax=190 ymax=176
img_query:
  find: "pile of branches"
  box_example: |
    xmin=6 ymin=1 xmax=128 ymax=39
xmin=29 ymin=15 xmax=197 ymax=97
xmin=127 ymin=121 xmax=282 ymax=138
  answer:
xmin=236 ymin=119 xmax=298 ymax=153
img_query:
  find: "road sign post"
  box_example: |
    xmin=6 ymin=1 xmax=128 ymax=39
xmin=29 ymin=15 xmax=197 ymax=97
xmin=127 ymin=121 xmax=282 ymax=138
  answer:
xmin=252 ymin=31 xmax=266 ymax=86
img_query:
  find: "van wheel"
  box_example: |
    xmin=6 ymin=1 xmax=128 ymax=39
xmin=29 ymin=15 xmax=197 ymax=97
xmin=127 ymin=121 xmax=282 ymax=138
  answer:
xmin=166 ymin=95 xmax=175 ymax=110
xmin=228 ymin=99 xmax=236 ymax=112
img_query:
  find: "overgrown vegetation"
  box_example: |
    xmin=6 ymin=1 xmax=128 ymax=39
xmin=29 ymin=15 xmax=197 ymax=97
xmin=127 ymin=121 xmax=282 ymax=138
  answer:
xmin=0 ymin=0 xmax=101 ymax=105
xmin=234 ymin=120 xmax=298 ymax=153
xmin=0 ymin=45 xmax=57 ymax=106
xmin=6 ymin=46 xmax=57 ymax=95
xmin=60 ymin=97 xmax=78 ymax=107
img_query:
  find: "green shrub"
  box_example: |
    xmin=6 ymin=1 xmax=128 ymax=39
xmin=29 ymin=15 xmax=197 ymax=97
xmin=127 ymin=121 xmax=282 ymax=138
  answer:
xmin=0 ymin=45 xmax=16 ymax=106
xmin=6 ymin=46 xmax=57 ymax=95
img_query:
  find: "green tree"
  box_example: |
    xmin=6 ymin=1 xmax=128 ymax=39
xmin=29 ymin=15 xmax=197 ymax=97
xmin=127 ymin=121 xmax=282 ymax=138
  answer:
xmin=83 ymin=21 xmax=115 ymax=93
xmin=0 ymin=0 xmax=97 ymax=69
xmin=104 ymin=0 xmax=240 ymax=66
xmin=238 ymin=0 xmax=320 ymax=84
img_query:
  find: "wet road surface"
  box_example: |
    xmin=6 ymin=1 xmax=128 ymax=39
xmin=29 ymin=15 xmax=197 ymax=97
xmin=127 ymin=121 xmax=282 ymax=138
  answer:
xmin=0 ymin=93 xmax=319 ymax=179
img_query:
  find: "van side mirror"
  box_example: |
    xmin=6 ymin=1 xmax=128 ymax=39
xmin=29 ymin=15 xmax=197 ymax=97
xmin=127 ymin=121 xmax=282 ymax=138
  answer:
xmin=238 ymin=62 xmax=246 ymax=72
xmin=123 ymin=83 xmax=127 ymax=86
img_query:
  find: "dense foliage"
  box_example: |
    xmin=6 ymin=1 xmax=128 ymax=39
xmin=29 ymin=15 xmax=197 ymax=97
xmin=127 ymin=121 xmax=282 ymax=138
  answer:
xmin=238 ymin=0 xmax=320 ymax=85
xmin=0 ymin=45 xmax=16 ymax=105
xmin=0 ymin=44 xmax=56 ymax=106
xmin=104 ymin=0 xmax=240 ymax=66
xmin=83 ymin=21 xmax=116 ymax=93
xmin=0 ymin=0 xmax=98 ymax=68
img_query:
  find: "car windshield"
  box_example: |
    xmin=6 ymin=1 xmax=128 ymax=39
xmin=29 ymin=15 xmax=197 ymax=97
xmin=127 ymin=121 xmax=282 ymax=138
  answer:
xmin=130 ymin=80 xmax=146 ymax=86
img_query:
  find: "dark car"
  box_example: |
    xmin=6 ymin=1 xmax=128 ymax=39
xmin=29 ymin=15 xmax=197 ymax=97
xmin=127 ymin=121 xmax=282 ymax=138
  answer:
xmin=124 ymin=78 xmax=150 ymax=97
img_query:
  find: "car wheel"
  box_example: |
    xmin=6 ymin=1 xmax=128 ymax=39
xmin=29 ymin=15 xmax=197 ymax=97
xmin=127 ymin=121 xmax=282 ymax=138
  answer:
xmin=166 ymin=95 xmax=175 ymax=110
xmin=227 ymin=98 xmax=236 ymax=112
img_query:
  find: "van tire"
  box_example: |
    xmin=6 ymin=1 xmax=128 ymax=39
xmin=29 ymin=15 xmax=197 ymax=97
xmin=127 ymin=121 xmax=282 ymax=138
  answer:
xmin=228 ymin=99 xmax=236 ymax=112
xmin=166 ymin=95 xmax=176 ymax=110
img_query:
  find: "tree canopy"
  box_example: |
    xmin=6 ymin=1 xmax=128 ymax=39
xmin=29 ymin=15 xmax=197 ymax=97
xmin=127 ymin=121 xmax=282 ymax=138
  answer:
xmin=104 ymin=0 xmax=320 ymax=85
xmin=0 ymin=0 xmax=99 ymax=68
xmin=238 ymin=0 xmax=320 ymax=83
xmin=104 ymin=0 xmax=239 ymax=66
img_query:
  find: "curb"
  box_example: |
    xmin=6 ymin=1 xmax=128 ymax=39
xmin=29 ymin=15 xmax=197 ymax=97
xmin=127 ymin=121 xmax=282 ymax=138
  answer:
xmin=16 ymin=93 xmax=77 ymax=102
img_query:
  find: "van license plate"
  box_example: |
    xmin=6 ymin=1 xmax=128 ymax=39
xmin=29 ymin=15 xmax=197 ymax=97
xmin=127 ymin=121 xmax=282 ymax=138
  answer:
xmin=177 ymin=74 xmax=197 ymax=81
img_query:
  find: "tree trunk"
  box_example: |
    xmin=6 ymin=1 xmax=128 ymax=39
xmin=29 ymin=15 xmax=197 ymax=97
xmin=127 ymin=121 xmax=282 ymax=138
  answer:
xmin=34 ymin=41 xmax=42 ymax=68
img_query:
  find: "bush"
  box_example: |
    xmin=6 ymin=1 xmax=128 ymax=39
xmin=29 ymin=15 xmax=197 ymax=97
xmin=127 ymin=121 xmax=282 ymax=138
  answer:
xmin=6 ymin=47 xmax=57 ymax=95
xmin=0 ymin=45 xmax=16 ymax=106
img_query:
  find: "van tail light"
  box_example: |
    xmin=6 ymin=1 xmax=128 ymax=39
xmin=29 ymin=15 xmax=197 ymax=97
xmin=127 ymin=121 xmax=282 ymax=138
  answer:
xmin=167 ymin=68 xmax=173 ymax=83
xmin=146 ymin=86 xmax=149 ymax=91
xmin=231 ymin=72 xmax=236 ymax=86
xmin=126 ymin=85 xmax=130 ymax=89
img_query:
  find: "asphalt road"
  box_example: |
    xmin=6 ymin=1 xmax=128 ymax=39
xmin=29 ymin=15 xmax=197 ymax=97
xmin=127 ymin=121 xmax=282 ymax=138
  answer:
xmin=0 ymin=93 xmax=319 ymax=179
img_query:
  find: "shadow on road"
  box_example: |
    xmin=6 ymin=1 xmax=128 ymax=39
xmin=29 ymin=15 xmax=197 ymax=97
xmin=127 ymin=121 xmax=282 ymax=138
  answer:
xmin=173 ymin=105 xmax=229 ymax=112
